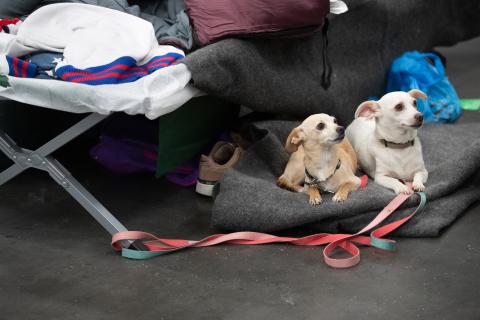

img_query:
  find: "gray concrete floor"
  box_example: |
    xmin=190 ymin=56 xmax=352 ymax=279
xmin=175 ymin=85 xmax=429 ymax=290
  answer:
xmin=1 ymin=38 xmax=480 ymax=320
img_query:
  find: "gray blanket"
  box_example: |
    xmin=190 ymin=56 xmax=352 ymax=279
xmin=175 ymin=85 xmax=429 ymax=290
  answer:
xmin=184 ymin=0 xmax=480 ymax=124
xmin=182 ymin=0 xmax=480 ymax=236
xmin=212 ymin=121 xmax=480 ymax=236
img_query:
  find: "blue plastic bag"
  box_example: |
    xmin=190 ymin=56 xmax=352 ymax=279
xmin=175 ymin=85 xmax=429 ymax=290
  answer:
xmin=387 ymin=51 xmax=461 ymax=123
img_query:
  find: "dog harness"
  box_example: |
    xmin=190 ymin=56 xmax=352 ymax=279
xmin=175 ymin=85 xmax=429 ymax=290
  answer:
xmin=305 ymin=159 xmax=341 ymax=187
xmin=380 ymin=138 xmax=415 ymax=149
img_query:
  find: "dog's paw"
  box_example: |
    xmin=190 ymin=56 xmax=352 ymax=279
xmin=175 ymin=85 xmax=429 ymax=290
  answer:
xmin=309 ymin=196 xmax=322 ymax=206
xmin=332 ymin=192 xmax=347 ymax=203
xmin=412 ymin=182 xmax=425 ymax=192
xmin=394 ymin=184 xmax=413 ymax=195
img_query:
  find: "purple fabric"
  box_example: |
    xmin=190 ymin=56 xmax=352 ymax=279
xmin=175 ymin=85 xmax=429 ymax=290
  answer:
xmin=90 ymin=135 xmax=157 ymax=174
xmin=165 ymin=163 xmax=199 ymax=187
xmin=185 ymin=0 xmax=330 ymax=46
xmin=90 ymin=135 xmax=199 ymax=187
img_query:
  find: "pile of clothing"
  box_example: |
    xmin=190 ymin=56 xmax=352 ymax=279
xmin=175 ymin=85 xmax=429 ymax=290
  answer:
xmin=0 ymin=2 xmax=205 ymax=119
xmin=0 ymin=3 xmax=185 ymax=84
xmin=0 ymin=0 xmax=346 ymax=84
xmin=0 ymin=0 xmax=193 ymax=49
xmin=0 ymin=0 xmax=346 ymax=118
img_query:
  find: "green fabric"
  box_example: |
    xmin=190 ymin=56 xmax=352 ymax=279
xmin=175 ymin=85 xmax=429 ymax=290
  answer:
xmin=0 ymin=75 xmax=10 ymax=88
xmin=156 ymin=96 xmax=240 ymax=177
xmin=460 ymin=99 xmax=480 ymax=111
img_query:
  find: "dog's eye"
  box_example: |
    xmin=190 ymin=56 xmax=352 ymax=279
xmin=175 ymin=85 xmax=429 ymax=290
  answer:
xmin=316 ymin=122 xmax=325 ymax=130
xmin=395 ymin=104 xmax=404 ymax=111
xmin=412 ymin=100 xmax=417 ymax=108
xmin=333 ymin=118 xmax=337 ymax=124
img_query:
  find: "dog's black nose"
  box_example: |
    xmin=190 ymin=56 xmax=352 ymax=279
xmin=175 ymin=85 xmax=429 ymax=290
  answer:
xmin=415 ymin=113 xmax=424 ymax=122
xmin=337 ymin=126 xmax=345 ymax=134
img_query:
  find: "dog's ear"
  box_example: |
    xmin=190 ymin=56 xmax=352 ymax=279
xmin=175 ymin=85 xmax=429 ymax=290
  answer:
xmin=285 ymin=127 xmax=305 ymax=154
xmin=408 ymin=89 xmax=428 ymax=101
xmin=355 ymin=101 xmax=380 ymax=119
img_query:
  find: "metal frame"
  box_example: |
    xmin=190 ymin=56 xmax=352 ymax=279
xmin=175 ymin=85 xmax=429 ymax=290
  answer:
xmin=0 ymin=112 xmax=137 ymax=249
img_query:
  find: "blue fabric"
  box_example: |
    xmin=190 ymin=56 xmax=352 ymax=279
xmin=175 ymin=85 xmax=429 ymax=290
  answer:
xmin=28 ymin=52 xmax=62 ymax=70
xmin=27 ymin=51 xmax=63 ymax=79
xmin=4 ymin=52 xmax=62 ymax=80
xmin=5 ymin=55 xmax=38 ymax=78
xmin=4 ymin=51 xmax=184 ymax=84
xmin=55 ymin=53 xmax=184 ymax=85
xmin=386 ymin=51 xmax=462 ymax=123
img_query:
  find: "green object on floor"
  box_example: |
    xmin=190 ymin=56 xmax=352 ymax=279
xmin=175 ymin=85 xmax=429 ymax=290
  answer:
xmin=156 ymin=96 xmax=240 ymax=177
xmin=460 ymin=99 xmax=480 ymax=111
xmin=0 ymin=75 xmax=10 ymax=88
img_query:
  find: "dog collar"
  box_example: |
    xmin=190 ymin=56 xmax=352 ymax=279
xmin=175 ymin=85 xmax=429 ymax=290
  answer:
xmin=305 ymin=159 xmax=341 ymax=187
xmin=379 ymin=139 xmax=414 ymax=149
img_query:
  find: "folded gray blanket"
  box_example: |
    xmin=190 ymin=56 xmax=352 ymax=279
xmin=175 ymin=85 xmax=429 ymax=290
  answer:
xmin=212 ymin=121 xmax=480 ymax=236
xmin=184 ymin=0 xmax=480 ymax=123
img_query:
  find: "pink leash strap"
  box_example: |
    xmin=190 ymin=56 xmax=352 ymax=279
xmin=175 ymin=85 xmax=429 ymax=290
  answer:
xmin=112 ymin=183 xmax=425 ymax=268
xmin=323 ymin=192 xmax=411 ymax=268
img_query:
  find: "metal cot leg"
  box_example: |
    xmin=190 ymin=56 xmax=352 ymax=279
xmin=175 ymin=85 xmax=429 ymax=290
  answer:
xmin=0 ymin=113 xmax=138 ymax=249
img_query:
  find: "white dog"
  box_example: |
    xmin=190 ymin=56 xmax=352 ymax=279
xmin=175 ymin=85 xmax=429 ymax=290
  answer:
xmin=346 ymin=90 xmax=428 ymax=194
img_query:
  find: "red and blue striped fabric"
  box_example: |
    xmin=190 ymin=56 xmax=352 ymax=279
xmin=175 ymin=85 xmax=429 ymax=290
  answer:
xmin=56 ymin=52 xmax=184 ymax=85
xmin=6 ymin=55 xmax=38 ymax=78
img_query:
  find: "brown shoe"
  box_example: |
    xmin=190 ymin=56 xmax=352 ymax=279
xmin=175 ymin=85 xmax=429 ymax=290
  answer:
xmin=196 ymin=141 xmax=243 ymax=197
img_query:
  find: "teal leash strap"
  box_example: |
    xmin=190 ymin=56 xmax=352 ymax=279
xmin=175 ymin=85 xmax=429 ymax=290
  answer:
xmin=122 ymin=247 xmax=169 ymax=259
xmin=122 ymin=243 xmax=192 ymax=259
xmin=370 ymin=191 xmax=427 ymax=251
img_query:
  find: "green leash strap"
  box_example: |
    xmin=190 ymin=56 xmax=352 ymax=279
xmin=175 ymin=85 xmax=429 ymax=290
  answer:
xmin=460 ymin=99 xmax=480 ymax=111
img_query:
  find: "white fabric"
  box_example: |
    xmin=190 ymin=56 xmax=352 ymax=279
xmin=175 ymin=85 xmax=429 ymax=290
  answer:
xmin=330 ymin=0 xmax=349 ymax=14
xmin=0 ymin=63 xmax=202 ymax=120
xmin=0 ymin=55 xmax=8 ymax=75
xmin=0 ymin=33 xmax=37 ymax=56
xmin=15 ymin=3 xmax=181 ymax=69
xmin=6 ymin=21 xmax=22 ymax=35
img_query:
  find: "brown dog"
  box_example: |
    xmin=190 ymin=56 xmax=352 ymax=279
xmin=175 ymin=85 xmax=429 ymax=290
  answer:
xmin=277 ymin=114 xmax=361 ymax=205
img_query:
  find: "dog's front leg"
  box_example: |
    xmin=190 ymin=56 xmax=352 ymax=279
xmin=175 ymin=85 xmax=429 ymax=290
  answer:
xmin=375 ymin=174 xmax=412 ymax=195
xmin=333 ymin=181 xmax=357 ymax=202
xmin=412 ymin=169 xmax=428 ymax=192
xmin=308 ymin=186 xmax=322 ymax=205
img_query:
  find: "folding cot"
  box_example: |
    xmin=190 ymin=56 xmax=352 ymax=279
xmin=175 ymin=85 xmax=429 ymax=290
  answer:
xmin=0 ymin=107 xmax=139 ymax=249
xmin=0 ymin=61 xmax=199 ymax=249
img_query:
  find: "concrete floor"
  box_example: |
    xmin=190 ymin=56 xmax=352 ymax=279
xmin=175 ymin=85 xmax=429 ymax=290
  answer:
xmin=1 ymin=38 xmax=480 ymax=320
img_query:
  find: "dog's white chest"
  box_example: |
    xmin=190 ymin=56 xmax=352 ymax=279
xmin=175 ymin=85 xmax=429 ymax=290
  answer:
xmin=320 ymin=180 xmax=338 ymax=193
xmin=374 ymin=143 xmax=424 ymax=180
